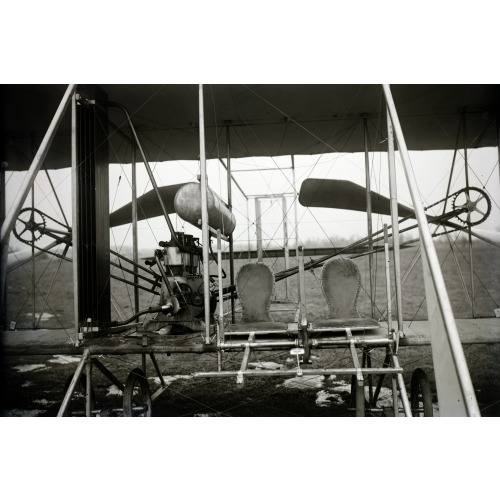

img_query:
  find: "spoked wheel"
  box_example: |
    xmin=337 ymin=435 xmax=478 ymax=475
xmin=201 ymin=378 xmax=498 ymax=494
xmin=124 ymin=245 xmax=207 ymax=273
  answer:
xmin=410 ymin=368 xmax=433 ymax=417
xmin=62 ymin=374 xmax=95 ymax=416
xmin=123 ymin=368 xmax=152 ymax=417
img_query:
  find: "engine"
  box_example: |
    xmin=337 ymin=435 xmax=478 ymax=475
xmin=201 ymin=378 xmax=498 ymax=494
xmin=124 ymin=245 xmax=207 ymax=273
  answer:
xmin=144 ymin=232 xmax=216 ymax=334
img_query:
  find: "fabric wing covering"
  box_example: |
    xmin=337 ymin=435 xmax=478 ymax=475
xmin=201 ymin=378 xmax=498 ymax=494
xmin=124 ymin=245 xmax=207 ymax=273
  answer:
xmin=2 ymin=84 xmax=499 ymax=171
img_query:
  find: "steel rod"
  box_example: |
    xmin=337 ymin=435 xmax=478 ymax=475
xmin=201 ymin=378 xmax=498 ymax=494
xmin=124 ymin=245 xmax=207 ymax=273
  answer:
xmin=199 ymin=85 xmax=211 ymax=344
xmin=1 ymin=84 xmax=76 ymax=248
xmin=57 ymin=349 xmax=89 ymax=417
xmin=132 ymin=148 xmax=139 ymax=315
xmin=387 ymin=109 xmax=403 ymax=336
xmin=383 ymin=84 xmax=480 ymax=417
xmin=364 ymin=116 xmax=375 ymax=318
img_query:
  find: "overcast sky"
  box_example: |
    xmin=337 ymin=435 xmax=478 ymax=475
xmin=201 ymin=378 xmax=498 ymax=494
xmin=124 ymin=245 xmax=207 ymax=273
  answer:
xmin=5 ymin=145 xmax=499 ymax=254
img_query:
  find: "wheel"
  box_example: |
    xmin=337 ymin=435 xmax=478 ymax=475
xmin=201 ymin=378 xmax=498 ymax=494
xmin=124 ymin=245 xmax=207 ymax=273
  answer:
xmin=62 ymin=374 xmax=95 ymax=416
xmin=123 ymin=368 xmax=152 ymax=417
xmin=410 ymin=368 xmax=433 ymax=417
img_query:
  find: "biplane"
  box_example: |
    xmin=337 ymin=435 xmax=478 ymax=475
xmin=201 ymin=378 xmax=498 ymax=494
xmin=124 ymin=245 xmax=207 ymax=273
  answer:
xmin=1 ymin=84 xmax=499 ymax=417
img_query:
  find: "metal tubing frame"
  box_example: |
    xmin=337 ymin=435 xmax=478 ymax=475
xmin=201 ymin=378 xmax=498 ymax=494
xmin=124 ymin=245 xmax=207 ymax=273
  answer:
xmin=383 ymin=84 xmax=480 ymax=416
xmin=387 ymin=109 xmax=404 ymax=336
xmin=194 ymin=366 xmax=403 ymax=379
xmin=199 ymin=85 xmax=211 ymax=344
xmin=1 ymin=84 xmax=76 ymax=248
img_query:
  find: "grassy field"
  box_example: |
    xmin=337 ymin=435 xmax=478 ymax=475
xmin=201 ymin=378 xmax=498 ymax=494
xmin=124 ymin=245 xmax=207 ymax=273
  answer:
xmin=2 ymin=239 xmax=500 ymax=417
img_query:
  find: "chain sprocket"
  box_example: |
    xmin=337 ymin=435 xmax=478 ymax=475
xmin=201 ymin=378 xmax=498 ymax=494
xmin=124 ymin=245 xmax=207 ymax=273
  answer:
xmin=452 ymin=187 xmax=491 ymax=226
xmin=13 ymin=208 xmax=47 ymax=244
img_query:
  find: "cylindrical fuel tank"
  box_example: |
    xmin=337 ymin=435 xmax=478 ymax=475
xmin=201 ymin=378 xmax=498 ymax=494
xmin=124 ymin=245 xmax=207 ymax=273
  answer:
xmin=174 ymin=182 xmax=236 ymax=237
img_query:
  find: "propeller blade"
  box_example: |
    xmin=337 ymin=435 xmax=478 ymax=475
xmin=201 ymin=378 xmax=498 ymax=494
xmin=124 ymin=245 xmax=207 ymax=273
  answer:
xmin=299 ymin=178 xmax=415 ymax=218
xmin=109 ymin=183 xmax=187 ymax=228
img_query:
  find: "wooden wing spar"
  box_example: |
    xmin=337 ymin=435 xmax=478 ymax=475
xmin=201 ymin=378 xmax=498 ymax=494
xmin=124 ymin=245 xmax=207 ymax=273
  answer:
xmin=299 ymin=178 xmax=415 ymax=217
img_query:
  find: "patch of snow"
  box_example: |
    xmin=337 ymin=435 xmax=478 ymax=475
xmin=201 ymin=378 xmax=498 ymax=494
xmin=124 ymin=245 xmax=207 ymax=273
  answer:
xmin=316 ymin=390 xmax=335 ymax=407
xmin=148 ymin=374 xmax=193 ymax=386
xmin=106 ymin=386 xmax=123 ymax=397
xmin=282 ymin=375 xmax=325 ymax=389
xmin=22 ymin=381 xmax=34 ymax=388
xmin=33 ymin=399 xmax=54 ymax=406
xmin=248 ymin=362 xmax=284 ymax=370
xmin=13 ymin=364 xmax=47 ymax=373
xmin=24 ymin=312 xmax=54 ymax=321
xmin=2 ymin=409 xmax=45 ymax=417
xmin=49 ymin=355 xmax=81 ymax=364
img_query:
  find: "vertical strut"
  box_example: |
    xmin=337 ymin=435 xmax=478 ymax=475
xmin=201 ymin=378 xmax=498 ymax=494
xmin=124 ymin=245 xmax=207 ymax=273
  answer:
xmin=131 ymin=147 xmax=139 ymax=315
xmin=71 ymin=92 xmax=79 ymax=342
xmin=226 ymin=124 xmax=235 ymax=323
xmin=199 ymin=84 xmax=211 ymax=344
xmin=282 ymin=196 xmax=289 ymax=300
xmin=255 ymin=198 xmax=263 ymax=262
xmin=463 ymin=111 xmax=475 ymax=318
xmin=364 ymin=115 xmax=375 ymax=318
xmin=387 ymin=111 xmax=403 ymax=343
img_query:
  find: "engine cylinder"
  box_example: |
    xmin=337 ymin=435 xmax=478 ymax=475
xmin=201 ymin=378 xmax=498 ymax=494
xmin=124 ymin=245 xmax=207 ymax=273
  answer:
xmin=174 ymin=182 xmax=236 ymax=237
